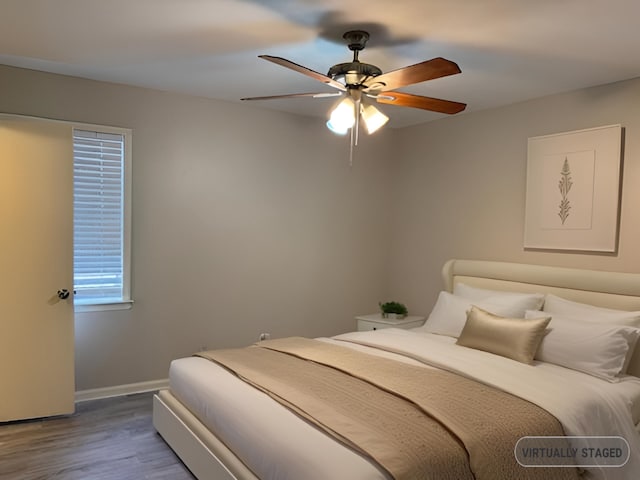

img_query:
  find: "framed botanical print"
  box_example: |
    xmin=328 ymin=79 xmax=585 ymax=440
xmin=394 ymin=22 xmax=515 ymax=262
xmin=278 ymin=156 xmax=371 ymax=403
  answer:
xmin=524 ymin=125 xmax=622 ymax=252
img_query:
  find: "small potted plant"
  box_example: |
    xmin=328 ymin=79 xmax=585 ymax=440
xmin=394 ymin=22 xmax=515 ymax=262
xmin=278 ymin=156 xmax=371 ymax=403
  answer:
xmin=379 ymin=301 xmax=408 ymax=319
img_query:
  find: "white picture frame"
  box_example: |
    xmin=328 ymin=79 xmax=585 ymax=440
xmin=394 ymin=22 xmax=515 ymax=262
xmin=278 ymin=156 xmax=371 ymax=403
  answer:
xmin=524 ymin=125 xmax=622 ymax=252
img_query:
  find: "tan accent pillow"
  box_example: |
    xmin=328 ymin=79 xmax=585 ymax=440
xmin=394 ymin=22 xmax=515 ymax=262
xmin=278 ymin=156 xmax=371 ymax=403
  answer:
xmin=456 ymin=306 xmax=551 ymax=364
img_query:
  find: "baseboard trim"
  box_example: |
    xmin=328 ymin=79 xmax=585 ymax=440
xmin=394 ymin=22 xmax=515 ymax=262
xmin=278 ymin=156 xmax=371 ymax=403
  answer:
xmin=75 ymin=378 xmax=169 ymax=403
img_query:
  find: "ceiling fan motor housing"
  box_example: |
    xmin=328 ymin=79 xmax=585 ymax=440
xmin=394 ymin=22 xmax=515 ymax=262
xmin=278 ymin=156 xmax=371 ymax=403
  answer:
xmin=328 ymin=62 xmax=382 ymax=87
xmin=327 ymin=30 xmax=382 ymax=86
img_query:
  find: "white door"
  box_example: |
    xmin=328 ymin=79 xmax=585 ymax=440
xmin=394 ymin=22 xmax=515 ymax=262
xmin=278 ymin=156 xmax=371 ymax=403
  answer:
xmin=0 ymin=115 xmax=75 ymax=421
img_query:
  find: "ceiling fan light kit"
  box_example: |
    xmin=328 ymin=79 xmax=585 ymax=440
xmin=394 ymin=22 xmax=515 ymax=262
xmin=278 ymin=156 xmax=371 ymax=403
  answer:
xmin=326 ymin=97 xmax=355 ymax=134
xmin=242 ymin=29 xmax=466 ymax=163
xmin=326 ymin=89 xmax=389 ymax=135
xmin=326 ymin=97 xmax=355 ymax=135
xmin=360 ymin=103 xmax=389 ymax=134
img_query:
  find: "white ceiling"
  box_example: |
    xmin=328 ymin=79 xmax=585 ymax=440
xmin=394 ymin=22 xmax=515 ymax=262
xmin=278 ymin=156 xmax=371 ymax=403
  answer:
xmin=2 ymin=0 xmax=640 ymax=128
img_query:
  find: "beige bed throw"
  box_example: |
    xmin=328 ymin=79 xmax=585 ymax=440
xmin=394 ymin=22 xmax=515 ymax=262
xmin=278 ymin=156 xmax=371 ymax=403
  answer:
xmin=197 ymin=337 xmax=578 ymax=480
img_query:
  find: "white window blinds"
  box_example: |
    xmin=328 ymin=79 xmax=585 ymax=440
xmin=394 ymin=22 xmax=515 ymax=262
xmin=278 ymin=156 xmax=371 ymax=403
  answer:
xmin=73 ymin=129 xmax=126 ymax=305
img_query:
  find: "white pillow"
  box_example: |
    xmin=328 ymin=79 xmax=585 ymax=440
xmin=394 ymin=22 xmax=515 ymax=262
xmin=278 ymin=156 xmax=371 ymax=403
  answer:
xmin=526 ymin=310 xmax=640 ymax=381
xmin=543 ymin=294 xmax=640 ymax=327
xmin=454 ymin=283 xmax=545 ymax=310
xmin=420 ymin=291 xmax=545 ymax=338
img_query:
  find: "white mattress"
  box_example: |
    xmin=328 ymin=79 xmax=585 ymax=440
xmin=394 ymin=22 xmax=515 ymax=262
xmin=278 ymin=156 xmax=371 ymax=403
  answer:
xmin=169 ymin=330 xmax=640 ymax=480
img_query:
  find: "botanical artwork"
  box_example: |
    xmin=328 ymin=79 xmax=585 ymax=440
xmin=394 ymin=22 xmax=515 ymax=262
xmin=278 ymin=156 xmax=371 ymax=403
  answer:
xmin=524 ymin=125 xmax=622 ymax=252
xmin=539 ymin=150 xmax=594 ymax=231
xmin=557 ymin=158 xmax=572 ymax=225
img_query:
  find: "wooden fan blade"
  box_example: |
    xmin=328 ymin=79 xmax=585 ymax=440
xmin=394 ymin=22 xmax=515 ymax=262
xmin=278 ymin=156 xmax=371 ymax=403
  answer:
xmin=259 ymin=55 xmax=346 ymax=91
xmin=363 ymin=57 xmax=461 ymax=92
xmin=241 ymin=92 xmax=342 ymax=101
xmin=375 ymin=91 xmax=466 ymax=114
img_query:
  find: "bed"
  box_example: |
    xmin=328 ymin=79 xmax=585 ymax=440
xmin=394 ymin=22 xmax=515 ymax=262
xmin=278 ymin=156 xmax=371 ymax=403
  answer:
xmin=153 ymin=259 xmax=640 ymax=480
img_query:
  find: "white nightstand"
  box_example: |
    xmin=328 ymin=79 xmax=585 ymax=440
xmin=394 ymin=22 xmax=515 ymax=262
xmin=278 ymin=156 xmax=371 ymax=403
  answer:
xmin=356 ymin=314 xmax=426 ymax=331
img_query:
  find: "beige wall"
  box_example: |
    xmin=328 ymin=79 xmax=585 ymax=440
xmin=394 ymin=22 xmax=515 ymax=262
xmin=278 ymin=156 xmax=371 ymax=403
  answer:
xmin=0 ymin=65 xmax=396 ymax=390
xmin=386 ymin=77 xmax=640 ymax=317
xmin=3 ymin=63 xmax=640 ymax=391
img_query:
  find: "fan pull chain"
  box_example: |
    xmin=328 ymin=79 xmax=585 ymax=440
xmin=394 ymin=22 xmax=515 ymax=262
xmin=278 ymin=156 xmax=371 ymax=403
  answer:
xmin=354 ymin=100 xmax=360 ymax=147
xmin=349 ymin=125 xmax=354 ymax=167
xmin=348 ymin=99 xmax=361 ymax=167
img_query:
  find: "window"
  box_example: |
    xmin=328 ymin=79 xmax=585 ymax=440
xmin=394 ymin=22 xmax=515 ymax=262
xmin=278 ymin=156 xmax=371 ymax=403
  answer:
xmin=73 ymin=127 xmax=132 ymax=311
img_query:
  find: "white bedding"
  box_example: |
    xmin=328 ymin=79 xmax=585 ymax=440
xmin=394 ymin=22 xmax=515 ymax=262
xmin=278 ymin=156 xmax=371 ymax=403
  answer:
xmin=169 ymin=329 xmax=640 ymax=480
xmin=170 ymin=356 xmax=390 ymax=480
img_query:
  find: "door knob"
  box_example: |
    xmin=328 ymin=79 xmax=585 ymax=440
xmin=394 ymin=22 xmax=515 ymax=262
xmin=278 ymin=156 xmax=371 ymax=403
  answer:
xmin=57 ymin=289 xmax=70 ymax=300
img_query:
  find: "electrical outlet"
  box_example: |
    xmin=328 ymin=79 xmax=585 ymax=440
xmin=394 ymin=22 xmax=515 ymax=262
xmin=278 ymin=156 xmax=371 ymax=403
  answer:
xmin=258 ymin=333 xmax=271 ymax=341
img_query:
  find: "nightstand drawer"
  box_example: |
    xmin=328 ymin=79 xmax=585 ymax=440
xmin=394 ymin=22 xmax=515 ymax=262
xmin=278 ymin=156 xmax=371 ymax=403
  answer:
xmin=357 ymin=319 xmax=386 ymax=331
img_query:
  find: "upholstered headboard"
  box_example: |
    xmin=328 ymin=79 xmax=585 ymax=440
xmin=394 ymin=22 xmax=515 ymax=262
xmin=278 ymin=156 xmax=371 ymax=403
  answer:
xmin=442 ymin=259 xmax=640 ymax=377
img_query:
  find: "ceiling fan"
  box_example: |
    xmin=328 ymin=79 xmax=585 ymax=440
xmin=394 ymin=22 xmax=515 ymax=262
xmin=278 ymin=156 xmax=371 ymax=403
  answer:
xmin=241 ymin=30 xmax=466 ymax=138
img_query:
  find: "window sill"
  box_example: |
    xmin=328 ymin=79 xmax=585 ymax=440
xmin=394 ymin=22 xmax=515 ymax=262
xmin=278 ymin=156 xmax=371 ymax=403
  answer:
xmin=74 ymin=300 xmax=134 ymax=313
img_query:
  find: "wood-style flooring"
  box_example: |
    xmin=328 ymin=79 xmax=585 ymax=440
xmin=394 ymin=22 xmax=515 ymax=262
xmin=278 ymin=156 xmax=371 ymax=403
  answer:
xmin=0 ymin=392 xmax=196 ymax=480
